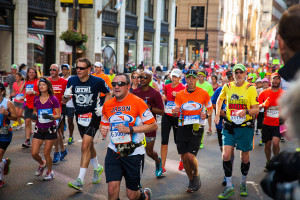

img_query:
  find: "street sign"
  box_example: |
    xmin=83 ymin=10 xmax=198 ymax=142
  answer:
xmin=60 ymin=0 xmax=73 ymax=7
xmin=79 ymin=0 xmax=93 ymax=8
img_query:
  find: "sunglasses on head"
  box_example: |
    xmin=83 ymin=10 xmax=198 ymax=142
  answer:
xmin=234 ymin=71 xmax=244 ymax=75
xmin=139 ymin=76 xmax=148 ymax=79
xmin=50 ymin=68 xmax=57 ymax=71
xmin=186 ymin=70 xmax=197 ymax=76
xmin=112 ymin=81 xmax=127 ymax=87
xmin=76 ymin=66 xmax=88 ymax=70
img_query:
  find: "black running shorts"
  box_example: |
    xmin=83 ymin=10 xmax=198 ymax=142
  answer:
xmin=0 ymin=141 xmax=11 ymax=151
xmin=76 ymin=113 xmax=100 ymax=138
xmin=262 ymin=124 xmax=281 ymax=143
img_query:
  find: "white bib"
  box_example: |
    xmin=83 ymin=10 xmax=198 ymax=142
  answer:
xmin=25 ymin=84 xmax=34 ymax=92
xmin=184 ymin=115 xmax=200 ymax=125
xmin=230 ymin=110 xmax=246 ymax=125
xmin=78 ymin=112 xmax=92 ymax=127
xmin=110 ymin=121 xmax=132 ymax=144
xmin=38 ymin=109 xmax=53 ymax=124
xmin=165 ymin=101 xmax=176 ymax=114
xmin=266 ymin=106 xmax=279 ymax=118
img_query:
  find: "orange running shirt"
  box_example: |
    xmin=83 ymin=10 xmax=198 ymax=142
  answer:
xmin=92 ymin=73 xmax=112 ymax=97
xmin=258 ymin=88 xmax=284 ymax=126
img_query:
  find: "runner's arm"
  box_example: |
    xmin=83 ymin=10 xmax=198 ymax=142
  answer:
xmin=5 ymin=101 xmax=17 ymax=121
xmin=104 ymin=91 xmax=112 ymax=103
xmin=53 ymin=107 xmax=61 ymax=120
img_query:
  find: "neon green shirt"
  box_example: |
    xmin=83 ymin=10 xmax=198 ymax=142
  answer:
xmin=108 ymin=74 xmax=115 ymax=82
xmin=196 ymin=81 xmax=214 ymax=97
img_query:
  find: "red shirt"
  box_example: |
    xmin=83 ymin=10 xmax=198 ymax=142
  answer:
xmin=49 ymin=77 xmax=67 ymax=106
xmin=164 ymin=83 xmax=185 ymax=116
xmin=25 ymin=79 xmax=39 ymax=109
xmin=258 ymin=88 xmax=284 ymax=126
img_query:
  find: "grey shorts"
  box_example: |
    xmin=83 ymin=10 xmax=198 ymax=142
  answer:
xmin=146 ymin=137 xmax=156 ymax=143
xmin=66 ymin=107 xmax=75 ymax=118
xmin=24 ymin=106 xmax=33 ymax=119
xmin=14 ymin=101 xmax=23 ymax=109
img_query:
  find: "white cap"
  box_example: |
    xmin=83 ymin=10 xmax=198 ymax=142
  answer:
xmin=170 ymin=68 xmax=182 ymax=78
xmin=94 ymin=62 xmax=103 ymax=67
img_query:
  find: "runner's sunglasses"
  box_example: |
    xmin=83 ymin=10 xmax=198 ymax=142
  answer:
xmin=112 ymin=81 xmax=128 ymax=87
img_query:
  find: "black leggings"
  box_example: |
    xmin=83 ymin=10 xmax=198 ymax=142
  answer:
xmin=257 ymin=112 xmax=264 ymax=129
xmin=161 ymin=114 xmax=178 ymax=145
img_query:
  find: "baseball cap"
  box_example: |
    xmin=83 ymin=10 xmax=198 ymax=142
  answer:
xmin=271 ymin=72 xmax=281 ymax=79
xmin=61 ymin=64 xmax=70 ymax=70
xmin=170 ymin=68 xmax=182 ymax=78
xmin=262 ymin=78 xmax=269 ymax=82
xmin=185 ymin=69 xmax=197 ymax=78
xmin=255 ymin=78 xmax=262 ymax=83
xmin=94 ymin=62 xmax=103 ymax=67
xmin=233 ymin=64 xmax=246 ymax=72
xmin=11 ymin=64 xmax=18 ymax=69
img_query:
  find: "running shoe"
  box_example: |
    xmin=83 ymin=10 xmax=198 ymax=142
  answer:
xmin=192 ymin=174 xmax=201 ymax=191
xmin=68 ymin=178 xmax=83 ymax=191
xmin=92 ymin=165 xmax=104 ymax=184
xmin=53 ymin=152 xmax=61 ymax=164
xmin=60 ymin=149 xmax=68 ymax=161
xmin=162 ymin=167 xmax=166 ymax=176
xmin=239 ymin=183 xmax=248 ymax=196
xmin=0 ymin=180 xmax=5 ymax=188
xmin=44 ymin=170 xmax=55 ymax=181
xmin=207 ymin=129 xmax=212 ymax=135
xmin=199 ymin=143 xmax=204 ymax=149
xmin=186 ymin=180 xmax=195 ymax=193
xmin=264 ymin=162 xmax=269 ymax=172
xmin=155 ymin=157 xmax=163 ymax=177
xmin=68 ymin=137 xmax=74 ymax=145
xmin=142 ymin=188 xmax=152 ymax=200
xmin=22 ymin=140 xmax=31 ymax=148
xmin=222 ymin=176 xmax=227 ymax=186
xmin=178 ymin=160 xmax=184 ymax=171
xmin=35 ymin=161 xmax=46 ymax=176
xmin=218 ymin=186 xmax=235 ymax=199
xmin=3 ymin=158 xmax=11 ymax=175
xmin=280 ymin=137 xmax=285 ymax=143
xmin=259 ymin=139 xmax=264 ymax=146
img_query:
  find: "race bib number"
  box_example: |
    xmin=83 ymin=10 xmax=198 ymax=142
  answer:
xmin=38 ymin=109 xmax=53 ymax=124
xmin=165 ymin=101 xmax=176 ymax=114
xmin=110 ymin=121 xmax=132 ymax=144
xmin=25 ymin=84 xmax=34 ymax=92
xmin=78 ymin=112 xmax=92 ymax=127
xmin=15 ymin=93 xmax=24 ymax=100
xmin=230 ymin=110 xmax=246 ymax=125
xmin=184 ymin=115 xmax=200 ymax=125
xmin=266 ymin=107 xmax=279 ymax=118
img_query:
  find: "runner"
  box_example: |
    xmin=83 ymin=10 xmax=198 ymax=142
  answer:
xmin=258 ymin=73 xmax=284 ymax=172
xmin=100 ymin=73 xmax=156 ymax=200
xmin=48 ymin=64 xmax=68 ymax=163
xmin=6 ymin=64 xmax=18 ymax=100
xmin=215 ymin=64 xmax=259 ymax=199
xmin=64 ymin=57 xmax=111 ymax=191
xmin=61 ymin=64 xmax=75 ymax=145
xmin=20 ymin=68 xmax=39 ymax=148
xmin=12 ymin=73 xmax=25 ymax=130
xmin=196 ymin=70 xmax=214 ymax=148
xmin=173 ymin=69 xmax=213 ymax=193
xmin=132 ymin=70 xmax=164 ymax=177
xmin=30 ymin=78 xmax=61 ymax=181
xmin=129 ymin=71 xmax=140 ymax=93
xmin=0 ymin=82 xmax=17 ymax=188
xmin=161 ymin=68 xmax=185 ymax=173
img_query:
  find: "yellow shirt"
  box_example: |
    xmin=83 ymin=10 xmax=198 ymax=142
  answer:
xmin=219 ymin=81 xmax=258 ymax=124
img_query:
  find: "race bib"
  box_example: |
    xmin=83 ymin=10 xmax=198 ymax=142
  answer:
xmin=110 ymin=121 xmax=132 ymax=144
xmin=165 ymin=101 xmax=176 ymax=114
xmin=25 ymin=84 xmax=34 ymax=92
xmin=266 ymin=106 xmax=279 ymax=118
xmin=0 ymin=126 xmax=9 ymax=135
xmin=15 ymin=93 xmax=24 ymax=101
xmin=78 ymin=112 xmax=92 ymax=127
xmin=184 ymin=115 xmax=200 ymax=125
xmin=230 ymin=110 xmax=246 ymax=125
xmin=38 ymin=109 xmax=53 ymax=124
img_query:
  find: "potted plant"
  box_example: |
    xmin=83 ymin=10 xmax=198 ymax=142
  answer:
xmin=59 ymin=29 xmax=88 ymax=46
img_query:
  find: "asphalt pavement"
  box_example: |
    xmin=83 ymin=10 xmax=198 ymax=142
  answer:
xmin=1 ymin=116 xmax=297 ymax=200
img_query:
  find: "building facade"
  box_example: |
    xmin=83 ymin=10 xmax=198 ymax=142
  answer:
xmin=0 ymin=0 xmax=176 ymax=74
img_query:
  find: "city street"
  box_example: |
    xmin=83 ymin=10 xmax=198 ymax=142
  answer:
xmin=1 ymin=117 xmax=297 ymax=200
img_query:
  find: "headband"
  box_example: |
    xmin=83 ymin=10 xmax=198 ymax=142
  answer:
xmin=197 ymin=72 xmax=206 ymax=77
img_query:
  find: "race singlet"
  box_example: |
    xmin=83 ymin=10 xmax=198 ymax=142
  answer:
xmin=38 ymin=109 xmax=53 ymax=123
xmin=78 ymin=112 xmax=92 ymax=127
xmin=165 ymin=101 xmax=176 ymax=114
xmin=266 ymin=106 xmax=279 ymax=118
xmin=230 ymin=110 xmax=246 ymax=125
xmin=25 ymin=84 xmax=34 ymax=92
xmin=110 ymin=121 xmax=132 ymax=144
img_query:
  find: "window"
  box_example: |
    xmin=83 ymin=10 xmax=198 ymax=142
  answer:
xmin=126 ymin=0 xmax=136 ymax=15
xmin=102 ymin=0 xmax=117 ymax=10
xmin=175 ymin=6 xmax=177 ymax=27
xmin=161 ymin=0 xmax=169 ymax=22
xmin=191 ymin=6 xmax=205 ymax=28
xmin=0 ymin=8 xmax=12 ymax=26
xmin=144 ymin=0 xmax=153 ymax=19
xmin=28 ymin=14 xmax=54 ymax=31
xmin=102 ymin=25 xmax=117 ymax=38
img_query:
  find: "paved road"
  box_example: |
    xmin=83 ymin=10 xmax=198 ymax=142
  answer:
xmin=1 ymin=117 xmax=297 ymax=200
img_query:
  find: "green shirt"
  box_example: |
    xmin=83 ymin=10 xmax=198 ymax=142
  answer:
xmin=196 ymin=81 xmax=214 ymax=97
xmin=108 ymin=74 xmax=115 ymax=82
xmin=248 ymin=73 xmax=257 ymax=83
xmin=165 ymin=79 xmax=172 ymax=85
xmin=259 ymin=72 xmax=265 ymax=79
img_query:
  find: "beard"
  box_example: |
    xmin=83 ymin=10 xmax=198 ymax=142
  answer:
xmin=271 ymin=84 xmax=280 ymax=88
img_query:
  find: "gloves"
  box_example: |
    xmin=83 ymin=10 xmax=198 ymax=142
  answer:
xmin=31 ymin=113 xmax=37 ymax=121
xmin=42 ymin=113 xmax=54 ymax=120
xmin=95 ymin=106 xmax=103 ymax=117
xmin=64 ymin=86 xmax=73 ymax=99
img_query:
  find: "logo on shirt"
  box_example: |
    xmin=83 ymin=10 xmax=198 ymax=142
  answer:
xmin=109 ymin=112 xmax=134 ymax=123
xmin=142 ymin=109 xmax=152 ymax=117
xmin=181 ymin=101 xmax=202 ymax=111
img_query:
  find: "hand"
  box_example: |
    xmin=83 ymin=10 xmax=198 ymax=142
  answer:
xmin=0 ymin=106 xmax=8 ymax=115
xmin=26 ymin=91 xmax=35 ymax=95
xmin=262 ymin=97 xmax=270 ymax=107
xmin=31 ymin=113 xmax=37 ymax=121
xmin=200 ymin=112 xmax=207 ymax=120
xmin=100 ymin=125 xmax=109 ymax=137
xmin=117 ymin=123 xmax=130 ymax=133
xmin=64 ymin=86 xmax=73 ymax=98
xmin=214 ymin=115 xmax=220 ymax=124
xmin=42 ymin=113 xmax=53 ymax=120
xmin=172 ymin=106 xmax=180 ymax=117
xmin=95 ymin=106 xmax=103 ymax=117
xmin=172 ymin=91 xmax=177 ymax=97
xmin=236 ymin=109 xmax=246 ymax=118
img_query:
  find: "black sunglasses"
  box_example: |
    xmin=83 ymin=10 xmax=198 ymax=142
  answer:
xmin=112 ymin=81 xmax=127 ymax=87
xmin=132 ymin=76 xmax=139 ymax=79
xmin=139 ymin=76 xmax=148 ymax=79
xmin=76 ymin=66 xmax=88 ymax=70
xmin=186 ymin=70 xmax=197 ymax=76
xmin=50 ymin=68 xmax=57 ymax=71
xmin=234 ymin=71 xmax=244 ymax=75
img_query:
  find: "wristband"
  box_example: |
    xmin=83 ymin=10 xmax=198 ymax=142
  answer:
xmin=129 ymin=126 xmax=134 ymax=134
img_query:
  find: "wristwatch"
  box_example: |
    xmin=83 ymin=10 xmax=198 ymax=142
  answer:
xmin=246 ymin=109 xmax=249 ymax=115
xmin=129 ymin=126 xmax=134 ymax=134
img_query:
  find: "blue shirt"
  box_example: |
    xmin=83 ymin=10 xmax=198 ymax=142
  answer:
xmin=67 ymin=75 xmax=110 ymax=114
xmin=0 ymin=98 xmax=12 ymax=142
xmin=211 ymin=86 xmax=226 ymax=130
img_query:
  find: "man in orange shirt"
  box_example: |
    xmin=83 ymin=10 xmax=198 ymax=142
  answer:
xmin=258 ymin=73 xmax=284 ymax=171
xmin=92 ymin=62 xmax=113 ymax=105
xmin=173 ymin=69 xmax=213 ymax=193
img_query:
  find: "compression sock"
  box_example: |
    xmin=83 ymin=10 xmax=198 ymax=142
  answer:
xmin=241 ymin=162 xmax=250 ymax=184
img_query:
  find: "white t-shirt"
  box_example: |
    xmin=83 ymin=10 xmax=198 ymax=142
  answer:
xmin=64 ymin=76 xmax=74 ymax=108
